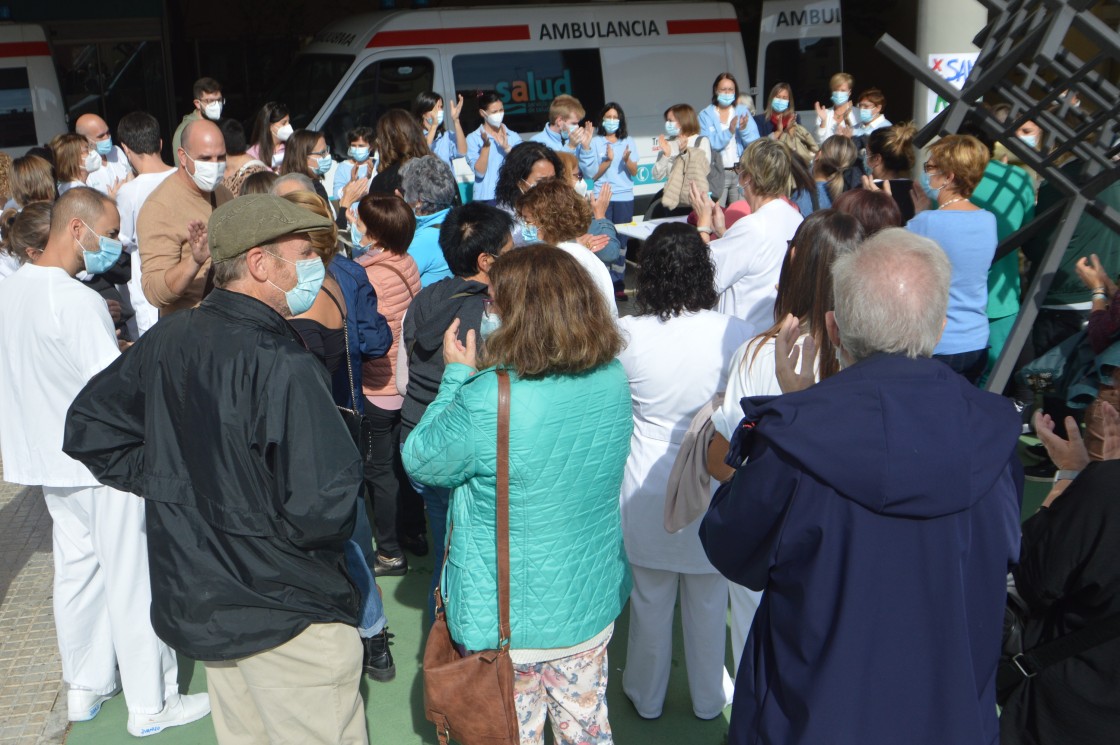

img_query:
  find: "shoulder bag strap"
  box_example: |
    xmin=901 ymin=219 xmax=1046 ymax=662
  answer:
xmin=322 ymin=286 xmax=358 ymax=412
xmin=1011 ymin=611 xmax=1120 ymax=679
xmin=496 ymin=369 xmax=511 ymax=652
xmin=378 ymin=261 xmax=417 ymax=300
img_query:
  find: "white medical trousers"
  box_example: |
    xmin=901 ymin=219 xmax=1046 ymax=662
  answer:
xmin=44 ymin=485 xmax=177 ymax=714
xmin=622 ymin=565 xmax=734 ymax=719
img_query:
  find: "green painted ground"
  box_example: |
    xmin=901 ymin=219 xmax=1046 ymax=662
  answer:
xmin=64 ymin=443 xmax=1050 ymax=744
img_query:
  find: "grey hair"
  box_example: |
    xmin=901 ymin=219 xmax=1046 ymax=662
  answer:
xmin=831 ymin=227 xmax=951 ymax=362
xmin=400 ymin=155 xmax=456 ymax=215
xmin=270 ymin=173 xmax=316 ymax=195
xmin=212 ymin=252 xmax=248 ymax=287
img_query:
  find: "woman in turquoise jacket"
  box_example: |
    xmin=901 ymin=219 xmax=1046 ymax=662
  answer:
xmin=402 ymin=244 xmax=632 ymax=745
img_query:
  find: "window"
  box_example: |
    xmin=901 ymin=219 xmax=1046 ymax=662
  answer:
xmin=320 ymin=56 xmax=434 ymax=155
xmin=762 ymin=38 xmax=842 ymax=111
xmin=268 ymin=54 xmax=356 ymax=132
xmin=452 ymin=50 xmax=604 ymax=135
xmin=0 ymin=67 xmax=35 ymax=148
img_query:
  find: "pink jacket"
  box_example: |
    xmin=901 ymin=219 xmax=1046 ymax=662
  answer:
xmin=357 ymin=250 xmax=421 ymax=398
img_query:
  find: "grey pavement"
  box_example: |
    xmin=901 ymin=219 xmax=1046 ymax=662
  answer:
xmin=0 ymin=459 xmax=68 ymax=745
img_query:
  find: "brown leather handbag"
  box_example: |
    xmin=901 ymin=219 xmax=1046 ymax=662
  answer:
xmin=423 ymin=369 xmax=519 ymax=745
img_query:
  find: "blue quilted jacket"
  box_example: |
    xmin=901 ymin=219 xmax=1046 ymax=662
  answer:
xmin=402 ymin=362 xmax=633 ymax=651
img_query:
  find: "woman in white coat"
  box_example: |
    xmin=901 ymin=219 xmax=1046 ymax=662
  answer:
xmin=706 ymin=209 xmax=865 ymax=675
xmin=617 ymin=222 xmax=754 ymax=720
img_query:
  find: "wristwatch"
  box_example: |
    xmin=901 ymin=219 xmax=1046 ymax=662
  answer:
xmin=1054 ymin=469 xmax=1081 ymax=482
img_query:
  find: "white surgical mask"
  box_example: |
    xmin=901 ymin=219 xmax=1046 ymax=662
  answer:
xmin=275 ymin=123 xmax=293 ymax=142
xmin=484 ymin=112 xmax=504 ymax=128
xmin=84 ymin=150 xmax=102 ymax=173
xmin=184 ymin=152 xmax=227 ymax=192
xmin=202 ymin=101 xmax=223 ymax=120
xmin=574 ymin=180 xmax=588 ymax=198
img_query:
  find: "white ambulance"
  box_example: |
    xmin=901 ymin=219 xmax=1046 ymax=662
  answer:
xmin=270 ymin=2 xmax=750 ymax=201
xmin=0 ymin=24 xmax=66 ymax=156
xmin=755 ymin=0 xmax=844 ymax=123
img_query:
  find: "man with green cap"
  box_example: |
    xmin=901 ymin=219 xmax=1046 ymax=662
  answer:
xmin=64 ymin=194 xmax=369 ymax=744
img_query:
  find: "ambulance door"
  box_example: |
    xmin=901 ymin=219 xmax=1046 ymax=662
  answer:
xmin=756 ymin=1 xmax=843 ymax=122
xmin=314 ymin=52 xmax=439 ymax=156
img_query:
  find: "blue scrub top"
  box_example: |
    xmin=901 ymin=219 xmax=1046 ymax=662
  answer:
xmin=430 ymin=130 xmax=463 ymax=171
xmin=591 ymin=135 xmax=636 ymax=200
xmin=331 ymin=160 xmax=373 ymax=200
xmin=466 ymin=126 xmax=523 ymax=202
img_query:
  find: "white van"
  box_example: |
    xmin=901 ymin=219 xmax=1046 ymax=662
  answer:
xmin=755 ymin=0 xmax=843 ymax=123
xmin=270 ymin=2 xmax=749 ymax=202
xmin=0 ymin=24 xmax=67 ymax=156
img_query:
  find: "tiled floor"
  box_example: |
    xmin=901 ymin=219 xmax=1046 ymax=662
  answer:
xmin=0 ymin=462 xmax=66 ymax=745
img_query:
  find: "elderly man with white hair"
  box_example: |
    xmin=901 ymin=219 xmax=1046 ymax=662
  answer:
xmin=701 ymin=228 xmax=1023 ymax=745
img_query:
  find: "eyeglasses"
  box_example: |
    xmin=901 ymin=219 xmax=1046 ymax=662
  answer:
xmin=199 ymin=97 xmax=225 ymax=105
xmin=312 ymin=147 xmax=330 ymax=157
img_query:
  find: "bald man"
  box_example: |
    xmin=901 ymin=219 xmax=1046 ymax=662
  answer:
xmin=137 ymin=119 xmax=233 ymax=315
xmin=75 ymin=113 xmax=132 ymax=196
xmin=0 ymin=187 xmax=211 ymax=736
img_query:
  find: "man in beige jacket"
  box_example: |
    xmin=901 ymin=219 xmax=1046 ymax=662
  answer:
xmin=137 ymin=119 xmax=233 ymax=316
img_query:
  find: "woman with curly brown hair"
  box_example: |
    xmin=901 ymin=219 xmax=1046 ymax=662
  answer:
xmin=616 ymin=221 xmax=754 ymax=720
xmin=514 ymin=178 xmax=617 ymax=316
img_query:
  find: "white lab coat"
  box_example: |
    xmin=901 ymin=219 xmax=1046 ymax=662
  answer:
xmin=711 ymin=199 xmax=802 ymax=332
xmin=616 ymin=310 xmax=754 ymax=573
xmin=86 ymin=145 xmax=133 ymax=195
xmin=0 ymin=264 xmax=175 ymax=712
xmin=117 ymin=169 xmax=176 ymax=337
xmin=556 ymin=241 xmax=618 ymax=317
xmin=617 ymin=309 xmax=750 ymax=719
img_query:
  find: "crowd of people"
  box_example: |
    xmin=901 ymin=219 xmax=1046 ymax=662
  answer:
xmin=0 ymin=67 xmax=1116 ymax=745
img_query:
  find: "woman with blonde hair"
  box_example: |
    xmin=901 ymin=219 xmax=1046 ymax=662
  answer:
xmin=10 ymin=154 xmax=56 ymax=208
xmin=0 ymin=202 xmax=52 ymax=272
xmin=403 ymin=244 xmax=633 ymax=745
xmin=813 ymin=134 xmax=859 ymax=207
xmin=50 ymin=133 xmax=100 ymax=194
xmin=863 ymin=122 xmax=918 ymax=221
xmin=908 ymin=134 xmax=997 ymax=383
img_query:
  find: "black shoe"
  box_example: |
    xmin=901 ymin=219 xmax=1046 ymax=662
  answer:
xmin=363 ymin=629 xmax=396 ymax=682
xmin=1023 ymin=459 xmax=1057 ymax=482
xmin=373 ymin=553 xmax=407 ymax=577
xmin=400 ymin=533 xmax=429 ymax=557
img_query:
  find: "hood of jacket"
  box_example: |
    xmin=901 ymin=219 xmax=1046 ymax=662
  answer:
xmin=410 ymin=275 xmax=489 ymax=351
xmin=740 ymin=354 xmax=1021 ymax=520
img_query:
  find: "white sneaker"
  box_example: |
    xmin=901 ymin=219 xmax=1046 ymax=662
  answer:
xmin=126 ymin=692 xmax=211 ymax=737
xmin=68 ymin=686 xmax=121 ymax=721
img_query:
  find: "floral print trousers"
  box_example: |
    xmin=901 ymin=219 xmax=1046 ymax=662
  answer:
xmin=513 ymin=639 xmax=613 ymax=745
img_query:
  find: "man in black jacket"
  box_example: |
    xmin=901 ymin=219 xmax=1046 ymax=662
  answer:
xmin=64 ymin=194 xmax=368 ymax=744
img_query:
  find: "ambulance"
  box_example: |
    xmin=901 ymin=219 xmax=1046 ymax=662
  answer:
xmin=270 ymin=2 xmax=750 ymax=202
xmin=0 ymin=23 xmax=66 ymax=156
xmin=755 ymin=0 xmax=844 ymax=122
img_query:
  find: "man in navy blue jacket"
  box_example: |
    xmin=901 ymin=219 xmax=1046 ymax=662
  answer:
xmin=702 ymin=228 xmax=1022 ymax=745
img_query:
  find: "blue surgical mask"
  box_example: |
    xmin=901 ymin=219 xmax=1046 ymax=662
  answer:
xmin=266 ymin=252 xmax=326 ymax=316
xmin=859 ymin=108 xmax=874 ymax=124
xmin=717 ymin=93 xmax=736 ymax=107
xmin=78 ymin=220 xmax=123 ymax=275
xmin=314 ymin=155 xmax=332 ymax=176
xmin=831 ymin=91 xmax=850 ymax=106
xmin=1019 ymin=134 xmax=1039 ymax=149
xmin=520 ymin=223 xmax=538 ymax=243
xmin=436 ymin=110 xmax=445 ymax=127
xmin=348 ymin=146 xmax=370 ymax=163
xmin=479 ymin=305 xmax=501 ymax=340
xmin=602 ymin=118 xmax=620 ymax=134
xmin=919 ymin=170 xmax=940 ymax=201
xmin=771 ymin=98 xmax=789 ymax=113
xmin=665 ymin=121 xmax=680 ymax=138
xmin=95 ymin=137 xmax=113 ymax=157
xmin=349 ymin=222 xmax=369 ymax=255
